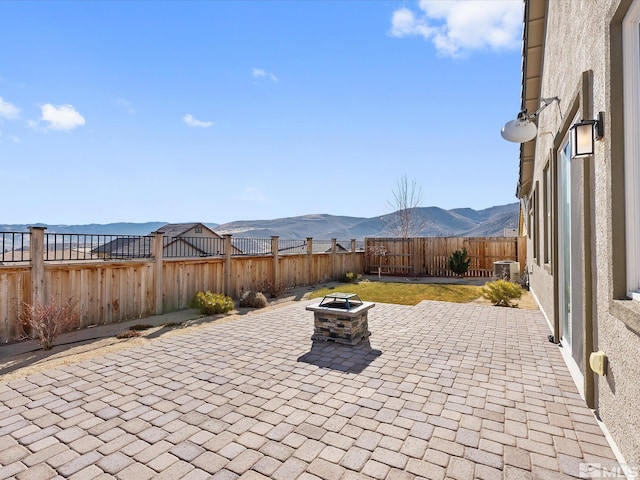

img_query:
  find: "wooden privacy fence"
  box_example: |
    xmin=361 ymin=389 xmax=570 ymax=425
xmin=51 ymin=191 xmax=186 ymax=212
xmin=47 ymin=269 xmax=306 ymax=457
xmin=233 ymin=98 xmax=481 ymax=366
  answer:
xmin=0 ymin=230 xmax=524 ymax=344
xmin=365 ymin=236 xmax=526 ymax=277
xmin=0 ymin=230 xmax=363 ymax=344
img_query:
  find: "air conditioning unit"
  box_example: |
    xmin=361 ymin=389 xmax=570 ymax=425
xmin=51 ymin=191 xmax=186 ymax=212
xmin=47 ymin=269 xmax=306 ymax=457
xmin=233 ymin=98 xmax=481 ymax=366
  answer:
xmin=493 ymin=260 xmax=520 ymax=283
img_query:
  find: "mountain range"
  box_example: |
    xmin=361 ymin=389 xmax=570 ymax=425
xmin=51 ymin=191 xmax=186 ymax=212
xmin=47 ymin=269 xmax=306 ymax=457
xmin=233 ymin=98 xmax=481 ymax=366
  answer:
xmin=215 ymin=203 xmax=519 ymax=239
xmin=0 ymin=203 xmax=519 ymax=242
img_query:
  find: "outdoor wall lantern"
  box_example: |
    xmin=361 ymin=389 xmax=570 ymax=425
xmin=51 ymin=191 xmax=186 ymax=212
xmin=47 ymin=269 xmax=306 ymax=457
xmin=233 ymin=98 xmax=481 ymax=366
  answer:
xmin=570 ymin=111 xmax=604 ymax=158
xmin=501 ymin=97 xmax=560 ymax=143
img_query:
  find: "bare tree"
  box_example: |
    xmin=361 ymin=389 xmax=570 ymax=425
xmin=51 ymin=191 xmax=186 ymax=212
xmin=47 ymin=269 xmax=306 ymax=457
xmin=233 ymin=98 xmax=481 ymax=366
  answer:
xmin=386 ymin=174 xmax=428 ymax=238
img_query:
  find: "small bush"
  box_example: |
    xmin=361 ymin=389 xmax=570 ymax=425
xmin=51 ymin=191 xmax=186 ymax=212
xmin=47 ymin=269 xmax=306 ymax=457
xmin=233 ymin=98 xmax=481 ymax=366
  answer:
xmin=449 ymin=248 xmax=472 ymax=277
xmin=481 ymin=279 xmax=523 ymax=307
xmin=340 ymin=272 xmax=361 ymax=283
xmin=239 ymin=291 xmax=269 ymax=309
xmin=190 ymin=291 xmax=235 ymax=315
xmin=20 ymin=296 xmax=80 ymax=350
xmin=117 ymin=330 xmax=141 ymax=339
xmin=261 ymin=280 xmax=285 ymax=298
xmin=129 ymin=324 xmax=153 ymax=331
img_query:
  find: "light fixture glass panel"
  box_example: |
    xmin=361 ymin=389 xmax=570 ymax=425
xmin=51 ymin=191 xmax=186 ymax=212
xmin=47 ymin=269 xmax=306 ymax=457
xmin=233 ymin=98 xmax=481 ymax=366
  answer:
xmin=572 ymin=122 xmax=595 ymax=157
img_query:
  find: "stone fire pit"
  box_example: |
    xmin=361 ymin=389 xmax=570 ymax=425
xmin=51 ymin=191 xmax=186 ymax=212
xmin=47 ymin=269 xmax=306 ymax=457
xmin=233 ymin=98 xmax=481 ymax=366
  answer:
xmin=306 ymin=293 xmax=375 ymax=345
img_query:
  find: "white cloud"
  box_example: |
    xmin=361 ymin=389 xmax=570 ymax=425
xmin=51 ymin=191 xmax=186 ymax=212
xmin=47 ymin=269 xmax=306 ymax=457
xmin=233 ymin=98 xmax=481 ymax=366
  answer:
xmin=390 ymin=0 xmax=523 ymax=57
xmin=390 ymin=8 xmax=434 ymax=38
xmin=0 ymin=97 xmax=20 ymax=119
xmin=116 ymin=97 xmax=136 ymax=115
xmin=183 ymin=114 xmax=213 ymax=128
xmin=40 ymin=104 xmax=85 ymax=131
xmin=252 ymin=68 xmax=279 ymax=82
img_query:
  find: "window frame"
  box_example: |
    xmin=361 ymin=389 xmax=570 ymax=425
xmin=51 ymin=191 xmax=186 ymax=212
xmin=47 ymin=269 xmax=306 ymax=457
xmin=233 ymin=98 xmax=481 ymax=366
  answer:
xmin=543 ymin=161 xmax=552 ymax=267
xmin=623 ymin=1 xmax=640 ymax=300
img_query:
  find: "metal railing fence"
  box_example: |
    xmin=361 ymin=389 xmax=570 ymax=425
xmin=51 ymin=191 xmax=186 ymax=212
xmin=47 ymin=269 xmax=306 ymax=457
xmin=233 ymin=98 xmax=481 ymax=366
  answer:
xmin=44 ymin=234 xmax=153 ymax=261
xmin=231 ymin=238 xmax=272 ymax=256
xmin=0 ymin=232 xmax=30 ymax=262
xmin=278 ymin=239 xmax=308 ymax=254
xmin=337 ymin=239 xmax=365 ymax=251
xmin=163 ymin=236 xmax=226 ymax=258
xmin=0 ymin=231 xmax=363 ymax=263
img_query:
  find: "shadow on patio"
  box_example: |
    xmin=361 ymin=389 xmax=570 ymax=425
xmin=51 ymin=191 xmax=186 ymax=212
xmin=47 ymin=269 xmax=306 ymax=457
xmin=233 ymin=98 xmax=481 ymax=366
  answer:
xmin=297 ymin=340 xmax=383 ymax=374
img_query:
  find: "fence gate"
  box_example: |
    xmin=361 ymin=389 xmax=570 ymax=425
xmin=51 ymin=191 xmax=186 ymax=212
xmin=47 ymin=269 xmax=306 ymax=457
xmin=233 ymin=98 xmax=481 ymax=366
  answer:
xmin=365 ymin=238 xmax=416 ymax=276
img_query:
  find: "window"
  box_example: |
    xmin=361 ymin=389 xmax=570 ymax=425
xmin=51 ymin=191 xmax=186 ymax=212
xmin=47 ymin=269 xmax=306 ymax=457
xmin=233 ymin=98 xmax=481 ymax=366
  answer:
xmin=528 ymin=198 xmax=533 ymax=240
xmin=195 ymin=226 xmax=203 ymax=234
xmin=558 ymin=139 xmax=573 ymax=343
xmin=527 ymin=193 xmax=536 ymax=240
xmin=543 ymin=162 xmax=552 ymax=265
xmin=623 ymin=2 xmax=640 ymax=300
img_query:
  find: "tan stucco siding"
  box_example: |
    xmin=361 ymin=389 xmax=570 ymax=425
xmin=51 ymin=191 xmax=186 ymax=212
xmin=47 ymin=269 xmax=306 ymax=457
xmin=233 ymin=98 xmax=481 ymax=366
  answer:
xmin=525 ymin=0 xmax=640 ymax=465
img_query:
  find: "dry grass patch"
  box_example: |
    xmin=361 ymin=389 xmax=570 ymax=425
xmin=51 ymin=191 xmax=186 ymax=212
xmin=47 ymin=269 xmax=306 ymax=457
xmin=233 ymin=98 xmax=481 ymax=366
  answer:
xmin=308 ymin=281 xmax=483 ymax=306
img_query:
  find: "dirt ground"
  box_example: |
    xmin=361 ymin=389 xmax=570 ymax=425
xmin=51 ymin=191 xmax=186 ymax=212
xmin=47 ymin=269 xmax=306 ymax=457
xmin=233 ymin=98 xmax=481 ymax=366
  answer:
xmin=0 ymin=279 xmax=538 ymax=383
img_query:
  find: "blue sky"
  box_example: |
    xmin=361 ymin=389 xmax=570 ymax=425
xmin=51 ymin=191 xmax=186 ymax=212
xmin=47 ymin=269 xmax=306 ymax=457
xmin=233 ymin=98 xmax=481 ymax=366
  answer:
xmin=0 ymin=0 xmax=524 ymax=225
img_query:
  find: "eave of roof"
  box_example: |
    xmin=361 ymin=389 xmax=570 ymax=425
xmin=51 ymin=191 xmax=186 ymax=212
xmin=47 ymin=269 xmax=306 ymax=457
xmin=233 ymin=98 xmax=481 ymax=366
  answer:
xmin=517 ymin=0 xmax=547 ymax=199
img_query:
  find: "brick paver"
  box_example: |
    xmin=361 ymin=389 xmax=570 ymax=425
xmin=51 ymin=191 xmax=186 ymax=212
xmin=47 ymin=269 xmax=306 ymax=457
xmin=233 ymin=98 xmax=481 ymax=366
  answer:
xmin=0 ymin=300 xmax=622 ymax=478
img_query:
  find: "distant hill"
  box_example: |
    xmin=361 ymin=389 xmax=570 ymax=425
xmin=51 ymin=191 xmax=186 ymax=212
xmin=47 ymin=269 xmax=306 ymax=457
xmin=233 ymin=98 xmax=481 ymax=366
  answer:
xmin=0 ymin=222 xmax=170 ymax=236
xmin=0 ymin=203 xmax=519 ymax=246
xmin=0 ymin=222 xmax=224 ymax=236
xmin=215 ymin=203 xmax=519 ymax=239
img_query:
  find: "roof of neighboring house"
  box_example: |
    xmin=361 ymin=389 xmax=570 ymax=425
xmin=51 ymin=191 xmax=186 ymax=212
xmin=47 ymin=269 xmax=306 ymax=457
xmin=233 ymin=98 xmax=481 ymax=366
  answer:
xmin=91 ymin=223 xmax=238 ymax=257
xmin=157 ymin=223 xmax=220 ymax=238
xmin=91 ymin=237 xmax=153 ymax=257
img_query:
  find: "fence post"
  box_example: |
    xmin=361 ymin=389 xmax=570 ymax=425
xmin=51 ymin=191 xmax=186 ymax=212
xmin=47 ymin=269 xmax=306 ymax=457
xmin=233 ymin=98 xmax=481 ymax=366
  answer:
xmin=412 ymin=237 xmax=419 ymax=276
xmin=364 ymin=238 xmax=370 ymax=273
xmin=351 ymin=239 xmax=356 ymax=252
xmin=331 ymin=238 xmax=337 ymax=280
xmin=307 ymin=237 xmax=313 ymax=285
xmin=224 ymin=234 xmax=232 ymax=297
xmin=152 ymin=231 xmax=164 ymax=315
xmin=30 ymin=226 xmax=46 ymax=306
xmin=271 ymin=236 xmax=279 ymax=290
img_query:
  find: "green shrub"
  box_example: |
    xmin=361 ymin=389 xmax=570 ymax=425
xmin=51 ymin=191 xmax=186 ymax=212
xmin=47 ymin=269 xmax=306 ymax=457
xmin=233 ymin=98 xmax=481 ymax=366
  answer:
xmin=449 ymin=248 xmax=472 ymax=277
xmin=239 ymin=291 xmax=269 ymax=309
xmin=190 ymin=291 xmax=235 ymax=315
xmin=340 ymin=271 xmax=361 ymax=283
xmin=481 ymin=279 xmax=523 ymax=307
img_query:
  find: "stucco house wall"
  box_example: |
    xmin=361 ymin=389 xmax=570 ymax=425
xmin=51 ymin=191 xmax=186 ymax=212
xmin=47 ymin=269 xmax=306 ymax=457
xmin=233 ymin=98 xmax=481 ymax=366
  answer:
xmin=521 ymin=0 xmax=640 ymax=465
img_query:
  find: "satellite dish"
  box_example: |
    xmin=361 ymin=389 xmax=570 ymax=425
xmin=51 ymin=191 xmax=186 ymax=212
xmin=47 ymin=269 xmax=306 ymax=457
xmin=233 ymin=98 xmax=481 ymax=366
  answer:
xmin=501 ymin=115 xmax=537 ymax=143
